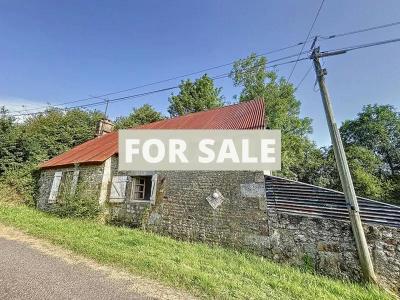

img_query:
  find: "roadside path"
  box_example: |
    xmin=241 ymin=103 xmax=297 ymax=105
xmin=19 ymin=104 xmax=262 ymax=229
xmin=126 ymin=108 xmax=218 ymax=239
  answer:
xmin=0 ymin=224 xmax=195 ymax=300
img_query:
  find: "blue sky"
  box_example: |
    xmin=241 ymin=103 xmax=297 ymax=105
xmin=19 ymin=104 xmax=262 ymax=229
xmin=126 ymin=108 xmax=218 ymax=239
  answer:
xmin=1 ymin=0 xmax=399 ymax=146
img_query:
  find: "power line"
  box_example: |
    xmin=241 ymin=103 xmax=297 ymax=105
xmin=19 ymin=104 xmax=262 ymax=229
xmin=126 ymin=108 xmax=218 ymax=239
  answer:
xmin=295 ymin=65 xmax=313 ymax=91
xmin=8 ymin=19 xmax=400 ymax=114
xmin=10 ymin=56 xmax=310 ymax=118
xmin=287 ymin=0 xmax=325 ymax=81
xmin=320 ymin=20 xmax=400 ymax=40
xmin=11 ymin=86 xmax=180 ymax=117
xmin=320 ymin=37 xmax=400 ymax=55
xmin=7 ymin=46 xmax=311 ymax=114
xmin=7 ymin=19 xmax=400 ymax=115
xmin=213 ymin=56 xmax=310 ymax=80
xmin=305 ymin=37 xmax=400 ymax=91
xmin=10 ymin=35 xmax=400 ymax=117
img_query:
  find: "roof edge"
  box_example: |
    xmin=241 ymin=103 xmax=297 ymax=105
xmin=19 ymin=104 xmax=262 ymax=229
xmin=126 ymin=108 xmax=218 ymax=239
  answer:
xmin=40 ymin=160 xmax=106 ymax=170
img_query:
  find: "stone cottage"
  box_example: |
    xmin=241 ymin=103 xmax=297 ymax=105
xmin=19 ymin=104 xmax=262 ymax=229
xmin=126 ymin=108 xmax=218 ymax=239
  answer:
xmin=37 ymin=98 xmax=400 ymax=292
xmin=37 ymin=99 xmax=267 ymax=224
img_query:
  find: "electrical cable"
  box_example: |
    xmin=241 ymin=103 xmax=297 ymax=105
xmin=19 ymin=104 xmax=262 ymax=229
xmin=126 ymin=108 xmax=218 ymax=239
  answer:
xmin=9 ymin=19 xmax=400 ymax=114
xmin=295 ymin=65 xmax=313 ymax=91
xmin=10 ymin=56 xmax=310 ymax=117
xmin=287 ymin=0 xmax=325 ymax=81
xmin=7 ymin=20 xmax=400 ymax=115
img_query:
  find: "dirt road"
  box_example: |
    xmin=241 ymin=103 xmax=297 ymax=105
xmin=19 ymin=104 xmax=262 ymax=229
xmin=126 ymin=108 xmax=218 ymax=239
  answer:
xmin=0 ymin=225 xmax=194 ymax=300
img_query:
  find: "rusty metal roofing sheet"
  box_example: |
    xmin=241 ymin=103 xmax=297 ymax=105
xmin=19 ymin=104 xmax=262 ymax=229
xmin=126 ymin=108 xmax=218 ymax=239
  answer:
xmin=40 ymin=99 xmax=265 ymax=169
xmin=265 ymin=175 xmax=400 ymax=228
xmin=136 ymin=98 xmax=265 ymax=129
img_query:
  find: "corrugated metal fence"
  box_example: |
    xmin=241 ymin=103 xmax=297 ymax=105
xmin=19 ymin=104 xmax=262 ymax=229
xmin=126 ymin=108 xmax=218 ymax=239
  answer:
xmin=265 ymin=175 xmax=400 ymax=228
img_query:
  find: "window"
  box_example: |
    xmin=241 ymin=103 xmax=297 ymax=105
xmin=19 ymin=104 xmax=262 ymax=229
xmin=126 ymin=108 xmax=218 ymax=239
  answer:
xmin=48 ymin=170 xmax=80 ymax=204
xmin=109 ymin=174 xmax=158 ymax=204
xmin=130 ymin=176 xmax=152 ymax=201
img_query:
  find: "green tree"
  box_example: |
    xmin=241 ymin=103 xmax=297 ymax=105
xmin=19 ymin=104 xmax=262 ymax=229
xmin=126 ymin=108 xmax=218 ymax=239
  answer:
xmin=115 ymin=104 xmax=164 ymax=129
xmin=0 ymin=107 xmax=26 ymax=175
xmin=230 ymin=53 xmax=312 ymax=135
xmin=22 ymin=108 xmax=104 ymax=161
xmin=0 ymin=107 xmax=104 ymax=203
xmin=168 ymin=74 xmax=224 ymax=117
xmin=339 ymin=104 xmax=400 ymax=203
xmin=340 ymin=104 xmax=400 ymax=177
xmin=321 ymin=145 xmax=385 ymax=200
xmin=229 ymin=53 xmax=318 ymax=181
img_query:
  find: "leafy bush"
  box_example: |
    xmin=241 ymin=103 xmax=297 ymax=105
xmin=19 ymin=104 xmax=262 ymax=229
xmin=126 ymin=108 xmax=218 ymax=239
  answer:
xmin=0 ymin=107 xmax=104 ymax=203
xmin=0 ymin=163 xmax=40 ymax=206
xmin=0 ymin=182 xmax=24 ymax=204
xmin=49 ymin=182 xmax=100 ymax=219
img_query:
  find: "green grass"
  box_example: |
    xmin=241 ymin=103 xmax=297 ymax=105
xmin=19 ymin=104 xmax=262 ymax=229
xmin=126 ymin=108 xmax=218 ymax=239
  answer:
xmin=0 ymin=203 xmax=392 ymax=300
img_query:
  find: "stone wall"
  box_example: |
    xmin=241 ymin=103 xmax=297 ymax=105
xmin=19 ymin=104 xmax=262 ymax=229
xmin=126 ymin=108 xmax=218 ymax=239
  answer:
xmin=37 ymin=164 xmax=104 ymax=210
xmin=146 ymin=170 xmax=267 ymax=250
xmin=144 ymin=171 xmax=400 ymax=293
xmin=265 ymin=212 xmax=400 ymax=292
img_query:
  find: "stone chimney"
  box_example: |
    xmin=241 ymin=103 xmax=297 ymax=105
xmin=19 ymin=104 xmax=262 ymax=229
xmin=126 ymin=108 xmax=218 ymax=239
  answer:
xmin=95 ymin=118 xmax=114 ymax=137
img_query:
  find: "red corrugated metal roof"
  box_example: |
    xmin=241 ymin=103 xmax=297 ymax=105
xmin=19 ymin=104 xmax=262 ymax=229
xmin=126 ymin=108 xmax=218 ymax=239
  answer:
xmin=40 ymin=99 xmax=265 ymax=169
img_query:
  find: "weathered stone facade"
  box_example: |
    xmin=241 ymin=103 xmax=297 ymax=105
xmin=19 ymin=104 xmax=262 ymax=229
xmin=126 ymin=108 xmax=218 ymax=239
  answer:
xmin=143 ymin=171 xmax=399 ymax=293
xmin=264 ymin=212 xmax=400 ymax=292
xmin=37 ymin=164 xmax=105 ymax=210
xmin=146 ymin=171 xmax=267 ymax=249
xmin=37 ymin=159 xmax=400 ymax=292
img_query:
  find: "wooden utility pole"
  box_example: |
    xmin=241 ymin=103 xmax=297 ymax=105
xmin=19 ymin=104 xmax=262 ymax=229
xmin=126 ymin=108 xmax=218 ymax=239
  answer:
xmin=311 ymin=47 xmax=377 ymax=283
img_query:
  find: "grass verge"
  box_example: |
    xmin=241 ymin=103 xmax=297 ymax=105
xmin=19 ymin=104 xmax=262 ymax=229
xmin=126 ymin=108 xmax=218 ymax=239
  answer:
xmin=0 ymin=203 xmax=393 ymax=300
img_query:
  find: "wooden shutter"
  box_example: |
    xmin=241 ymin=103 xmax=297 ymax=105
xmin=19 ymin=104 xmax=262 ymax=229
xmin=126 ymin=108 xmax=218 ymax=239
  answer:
xmin=70 ymin=170 xmax=80 ymax=195
xmin=150 ymin=174 xmax=158 ymax=204
xmin=109 ymin=175 xmax=128 ymax=202
xmin=48 ymin=171 xmax=63 ymax=203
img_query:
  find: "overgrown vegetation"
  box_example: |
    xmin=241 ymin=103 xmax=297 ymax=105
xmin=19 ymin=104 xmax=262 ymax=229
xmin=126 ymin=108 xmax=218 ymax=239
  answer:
xmin=0 ymin=203 xmax=392 ymax=300
xmin=0 ymin=107 xmax=104 ymax=204
xmin=0 ymin=182 xmax=24 ymax=204
xmin=49 ymin=181 xmax=101 ymax=219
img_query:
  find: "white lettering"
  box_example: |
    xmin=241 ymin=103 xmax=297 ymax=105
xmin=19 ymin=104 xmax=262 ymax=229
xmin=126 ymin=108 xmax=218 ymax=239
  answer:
xmin=217 ymin=139 xmax=240 ymax=163
xmin=242 ymin=139 xmax=258 ymax=163
xmin=198 ymin=139 xmax=215 ymax=163
xmin=261 ymin=139 xmax=276 ymax=163
xmin=169 ymin=139 xmax=188 ymax=163
xmin=126 ymin=139 xmax=140 ymax=163
xmin=143 ymin=139 xmax=165 ymax=163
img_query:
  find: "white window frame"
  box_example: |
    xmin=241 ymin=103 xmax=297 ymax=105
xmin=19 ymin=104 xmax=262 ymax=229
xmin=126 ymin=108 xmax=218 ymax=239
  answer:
xmin=48 ymin=171 xmax=63 ymax=203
